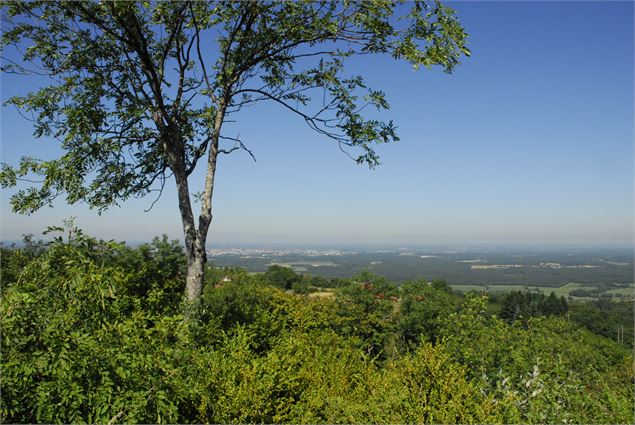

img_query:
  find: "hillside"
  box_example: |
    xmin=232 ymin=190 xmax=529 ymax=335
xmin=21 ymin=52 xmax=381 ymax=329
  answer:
xmin=1 ymin=235 xmax=633 ymax=423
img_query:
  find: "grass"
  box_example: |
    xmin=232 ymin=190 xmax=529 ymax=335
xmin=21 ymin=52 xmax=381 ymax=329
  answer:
xmin=450 ymin=282 xmax=601 ymax=297
xmin=307 ymin=291 xmax=335 ymax=298
xmin=606 ymin=285 xmax=635 ymax=296
xmin=450 ymin=284 xmax=487 ymax=292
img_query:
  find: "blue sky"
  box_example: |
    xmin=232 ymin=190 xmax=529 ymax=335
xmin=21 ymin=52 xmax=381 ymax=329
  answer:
xmin=1 ymin=1 xmax=633 ymax=246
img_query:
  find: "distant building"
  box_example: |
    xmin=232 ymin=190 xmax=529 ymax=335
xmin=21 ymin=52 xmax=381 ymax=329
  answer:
xmin=214 ymin=275 xmax=232 ymax=288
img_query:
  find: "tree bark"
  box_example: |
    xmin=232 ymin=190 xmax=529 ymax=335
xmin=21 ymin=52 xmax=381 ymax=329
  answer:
xmin=172 ymin=162 xmax=202 ymax=301
xmin=161 ymin=121 xmax=202 ymax=302
xmin=185 ymin=234 xmax=206 ymax=301
xmin=181 ymin=102 xmax=226 ymax=301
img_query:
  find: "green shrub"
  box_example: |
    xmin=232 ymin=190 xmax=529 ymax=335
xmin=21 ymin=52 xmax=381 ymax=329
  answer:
xmin=2 ymin=235 xmax=632 ymax=424
xmin=1 ymin=238 xmax=190 ymax=423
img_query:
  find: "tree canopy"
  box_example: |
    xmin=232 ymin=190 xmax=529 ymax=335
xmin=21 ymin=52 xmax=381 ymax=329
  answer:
xmin=1 ymin=0 xmax=470 ymax=299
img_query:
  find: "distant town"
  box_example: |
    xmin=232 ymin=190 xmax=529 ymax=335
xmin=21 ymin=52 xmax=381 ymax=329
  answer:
xmin=206 ymin=247 xmax=351 ymax=257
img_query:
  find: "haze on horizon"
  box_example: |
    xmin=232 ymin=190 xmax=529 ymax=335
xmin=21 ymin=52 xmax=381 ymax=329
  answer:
xmin=1 ymin=2 xmax=633 ymax=248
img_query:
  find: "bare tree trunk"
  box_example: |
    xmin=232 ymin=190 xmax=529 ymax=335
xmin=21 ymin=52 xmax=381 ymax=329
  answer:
xmin=181 ymin=103 xmax=225 ymax=301
xmin=172 ymin=165 xmax=202 ymax=301
xmin=163 ymin=126 xmax=201 ymax=302
xmin=185 ymin=234 xmax=206 ymax=300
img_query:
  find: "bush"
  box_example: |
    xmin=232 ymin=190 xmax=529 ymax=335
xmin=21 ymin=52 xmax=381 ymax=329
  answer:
xmin=1 ymin=237 xmax=190 ymax=423
xmin=263 ymin=265 xmax=301 ymax=289
xmin=2 ymin=234 xmax=632 ymax=424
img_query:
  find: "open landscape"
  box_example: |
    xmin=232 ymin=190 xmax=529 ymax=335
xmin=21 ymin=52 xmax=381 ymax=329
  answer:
xmin=1 ymin=0 xmax=633 ymax=424
xmin=208 ymin=246 xmax=634 ymax=299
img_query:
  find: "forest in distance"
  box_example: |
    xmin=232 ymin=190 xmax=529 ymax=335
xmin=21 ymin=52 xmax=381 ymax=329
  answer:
xmin=208 ymin=247 xmax=634 ymax=296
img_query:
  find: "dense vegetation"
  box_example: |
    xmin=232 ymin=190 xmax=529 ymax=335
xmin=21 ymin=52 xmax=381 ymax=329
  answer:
xmin=498 ymin=291 xmax=568 ymax=324
xmin=1 ymin=233 xmax=633 ymax=423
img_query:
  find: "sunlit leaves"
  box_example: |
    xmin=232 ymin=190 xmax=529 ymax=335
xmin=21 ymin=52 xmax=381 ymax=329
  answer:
xmin=1 ymin=234 xmax=633 ymax=423
xmin=2 ymin=0 xmax=470 ymax=214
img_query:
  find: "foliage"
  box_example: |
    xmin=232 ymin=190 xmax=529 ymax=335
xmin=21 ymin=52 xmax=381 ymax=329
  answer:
xmin=335 ymin=274 xmax=399 ymax=358
xmin=1 ymin=238 xmax=44 ymax=288
xmin=1 ymin=236 xmax=189 ymax=423
xmin=439 ymin=295 xmax=634 ymax=424
xmin=291 ymin=279 xmax=315 ymax=295
xmin=1 ymin=234 xmax=633 ymax=424
xmin=569 ymin=298 xmax=634 ymax=348
xmin=399 ymin=279 xmax=457 ymax=347
xmin=499 ymin=290 xmax=568 ymax=324
xmin=263 ymin=264 xmax=301 ymax=289
xmin=1 ymin=0 xmax=470 ymax=298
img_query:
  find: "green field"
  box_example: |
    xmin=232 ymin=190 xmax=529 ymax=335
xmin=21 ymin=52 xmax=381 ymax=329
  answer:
xmin=450 ymin=282 xmax=590 ymax=294
xmin=606 ymin=285 xmax=635 ymax=296
xmin=449 ymin=282 xmax=633 ymax=299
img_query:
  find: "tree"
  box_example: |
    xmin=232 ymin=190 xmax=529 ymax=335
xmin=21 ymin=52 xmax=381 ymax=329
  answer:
xmin=263 ymin=264 xmax=300 ymax=290
xmin=431 ymin=277 xmax=452 ymax=293
xmin=399 ymin=279 xmax=456 ymax=347
xmin=500 ymin=290 xmax=569 ymax=324
xmin=1 ymin=1 xmax=469 ymax=300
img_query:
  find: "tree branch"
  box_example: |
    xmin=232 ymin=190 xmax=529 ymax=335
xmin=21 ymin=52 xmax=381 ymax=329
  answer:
xmin=219 ymin=134 xmax=256 ymax=162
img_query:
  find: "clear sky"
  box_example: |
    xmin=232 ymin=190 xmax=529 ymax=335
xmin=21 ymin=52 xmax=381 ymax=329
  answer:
xmin=1 ymin=1 xmax=633 ymax=247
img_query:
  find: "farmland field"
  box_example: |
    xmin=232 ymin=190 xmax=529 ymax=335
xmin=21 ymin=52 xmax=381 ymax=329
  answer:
xmin=210 ymin=247 xmax=634 ymax=297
